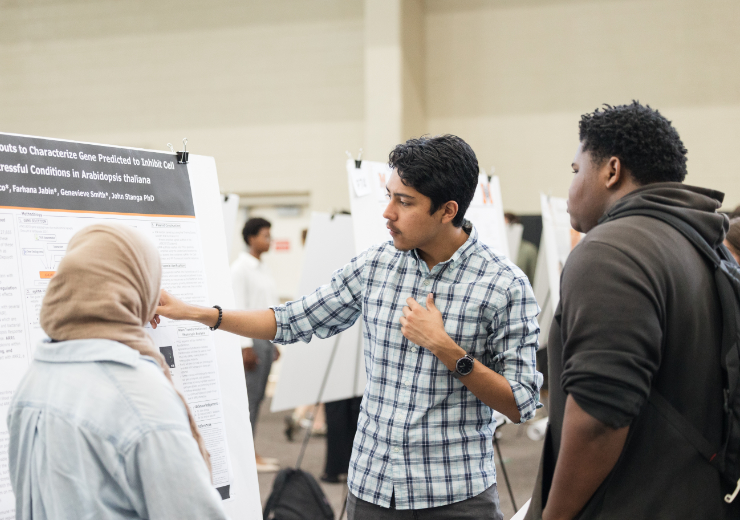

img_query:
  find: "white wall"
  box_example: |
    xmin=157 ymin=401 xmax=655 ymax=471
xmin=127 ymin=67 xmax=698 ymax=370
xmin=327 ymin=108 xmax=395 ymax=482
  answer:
xmin=1 ymin=0 xmax=738 ymax=214
xmin=0 ymin=0 xmax=364 ymax=213
xmin=425 ymin=0 xmax=740 ymax=212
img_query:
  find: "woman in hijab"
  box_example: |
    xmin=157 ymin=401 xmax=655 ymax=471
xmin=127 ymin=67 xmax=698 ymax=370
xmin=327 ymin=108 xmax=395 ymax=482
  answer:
xmin=7 ymin=224 xmax=228 ymax=520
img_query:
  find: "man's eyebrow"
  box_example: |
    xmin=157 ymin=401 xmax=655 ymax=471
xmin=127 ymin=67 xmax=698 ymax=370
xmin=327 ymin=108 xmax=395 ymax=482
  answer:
xmin=386 ymin=187 xmax=416 ymax=199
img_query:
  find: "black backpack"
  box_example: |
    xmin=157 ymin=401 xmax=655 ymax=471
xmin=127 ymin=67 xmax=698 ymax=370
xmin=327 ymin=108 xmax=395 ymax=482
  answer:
xmin=607 ymin=209 xmax=740 ymax=504
xmin=263 ymin=468 xmax=334 ymax=520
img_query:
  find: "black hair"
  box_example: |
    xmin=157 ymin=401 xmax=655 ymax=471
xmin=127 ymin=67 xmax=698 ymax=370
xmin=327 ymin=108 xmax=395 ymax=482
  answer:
xmin=579 ymin=101 xmax=688 ymax=184
xmin=242 ymin=217 xmax=271 ymax=246
xmin=388 ymin=134 xmax=479 ymax=227
xmin=504 ymin=212 xmax=521 ymax=224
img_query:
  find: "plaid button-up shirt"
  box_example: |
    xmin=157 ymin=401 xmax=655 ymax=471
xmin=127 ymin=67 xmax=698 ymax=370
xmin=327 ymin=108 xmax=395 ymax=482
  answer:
xmin=272 ymin=224 xmax=542 ymax=510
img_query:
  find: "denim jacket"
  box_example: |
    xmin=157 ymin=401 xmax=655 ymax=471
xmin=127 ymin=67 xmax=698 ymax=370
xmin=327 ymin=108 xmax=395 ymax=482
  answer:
xmin=7 ymin=339 xmax=229 ymax=520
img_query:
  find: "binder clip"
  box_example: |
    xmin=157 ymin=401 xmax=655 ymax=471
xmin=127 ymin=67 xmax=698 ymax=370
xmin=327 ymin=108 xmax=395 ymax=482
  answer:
xmin=177 ymin=138 xmax=189 ymax=164
xmin=330 ymin=209 xmax=351 ymax=220
xmin=346 ymin=149 xmax=363 ymax=169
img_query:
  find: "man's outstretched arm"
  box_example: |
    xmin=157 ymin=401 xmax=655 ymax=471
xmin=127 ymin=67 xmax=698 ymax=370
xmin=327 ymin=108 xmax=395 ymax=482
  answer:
xmin=151 ymin=250 xmax=366 ymax=343
xmin=542 ymin=395 xmax=629 ymax=520
xmin=151 ymin=289 xmax=278 ymax=340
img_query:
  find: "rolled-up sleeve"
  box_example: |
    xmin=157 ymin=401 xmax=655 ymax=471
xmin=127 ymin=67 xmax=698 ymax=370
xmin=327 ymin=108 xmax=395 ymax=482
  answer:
xmin=559 ymin=241 xmax=662 ymax=429
xmin=272 ymin=251 xmax=366 ymax=345
xmin=489 ymin=274 xmax=543 ymax=423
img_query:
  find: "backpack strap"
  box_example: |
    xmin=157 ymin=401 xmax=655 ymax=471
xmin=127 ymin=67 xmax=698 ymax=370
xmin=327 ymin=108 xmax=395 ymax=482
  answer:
xmin=648 ymin=390 xmax=720 ymax=466
xmin=607 ymin=208 xmax=740 ymax=499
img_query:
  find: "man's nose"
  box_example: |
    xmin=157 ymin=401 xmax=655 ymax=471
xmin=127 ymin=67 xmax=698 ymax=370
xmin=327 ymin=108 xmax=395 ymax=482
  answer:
xmin=382 ymin=203 xmax=395 ymax=220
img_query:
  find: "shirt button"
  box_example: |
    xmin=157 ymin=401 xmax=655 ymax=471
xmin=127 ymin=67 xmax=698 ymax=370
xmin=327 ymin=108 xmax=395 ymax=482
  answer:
xmin=404 ymin=380 xmax=410 ymax=387
xmin=423 ymin=280 xmax=430 ymax=287
xmin=410 ymin=346 xmax=417 ymax=353
xmin=394 ymin=447 xmax=400 ymax=453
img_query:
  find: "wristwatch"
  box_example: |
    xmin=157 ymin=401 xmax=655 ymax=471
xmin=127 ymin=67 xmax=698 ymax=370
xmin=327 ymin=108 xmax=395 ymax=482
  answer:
xmin=451 ymin=354 xmax=475 ymax=379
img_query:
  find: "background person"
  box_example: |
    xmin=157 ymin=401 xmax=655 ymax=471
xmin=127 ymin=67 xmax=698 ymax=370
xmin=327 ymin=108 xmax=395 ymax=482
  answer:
xmin=504 ymin=212 xmax=538 ymax=282
xmin=725 ymin=217 xmax=740 ymax=264
xmin=7 ymin=224 xmax=227 ymax=520
xmin=153 ymin=135 xmax=542 ymax=520
xmin=321 ymin=396 xmax=362 ymax=484
xmin=231 ymin=217 xmax=281 ymax=472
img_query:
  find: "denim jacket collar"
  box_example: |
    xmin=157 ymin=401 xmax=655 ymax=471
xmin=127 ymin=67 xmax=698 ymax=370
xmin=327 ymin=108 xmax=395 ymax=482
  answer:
xmin=34 ymin=338 xmax=147 ymax=367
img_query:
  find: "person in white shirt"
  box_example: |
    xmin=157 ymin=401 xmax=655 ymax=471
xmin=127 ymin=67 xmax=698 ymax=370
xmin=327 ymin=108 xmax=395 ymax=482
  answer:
xmin=231 ymin=217 xmax=281 ymax=472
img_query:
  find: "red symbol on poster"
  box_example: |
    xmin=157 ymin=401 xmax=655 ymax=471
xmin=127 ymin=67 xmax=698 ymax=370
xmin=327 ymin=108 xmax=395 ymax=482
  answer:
xmin=274 ymin=239 xmax=290 ymax=252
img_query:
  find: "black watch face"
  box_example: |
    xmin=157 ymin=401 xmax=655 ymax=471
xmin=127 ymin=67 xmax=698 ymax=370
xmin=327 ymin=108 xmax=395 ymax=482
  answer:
xmin=456 ymin=356 xmax=474 ymax=376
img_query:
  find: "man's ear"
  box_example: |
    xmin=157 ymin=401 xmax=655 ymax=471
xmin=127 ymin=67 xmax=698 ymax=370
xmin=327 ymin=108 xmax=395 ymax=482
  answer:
xmin=439 ymin=201 xmax=459 ymax=224
xmin=604 ymin=156 xmax=623 ymax=189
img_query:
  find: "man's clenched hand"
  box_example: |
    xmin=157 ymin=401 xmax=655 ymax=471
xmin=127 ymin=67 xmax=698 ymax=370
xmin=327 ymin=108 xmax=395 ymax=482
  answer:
xmin=399 ymin=293 xmax=449 ymax=353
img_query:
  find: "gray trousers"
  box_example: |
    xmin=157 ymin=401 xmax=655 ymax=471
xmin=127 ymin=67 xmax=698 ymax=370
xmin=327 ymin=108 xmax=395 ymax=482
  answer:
xmin=347 ymin=484 xmax=504 ymax=520
xmin=245 ymin=339 xmax=274 ymax=436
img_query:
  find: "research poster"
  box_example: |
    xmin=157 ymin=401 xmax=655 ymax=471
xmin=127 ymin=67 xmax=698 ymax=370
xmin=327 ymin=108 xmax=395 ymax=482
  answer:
xmin=0 ymin=133 xmax=259 ymax=520
xmin=346 ymin=159 xmax=509 ymax=257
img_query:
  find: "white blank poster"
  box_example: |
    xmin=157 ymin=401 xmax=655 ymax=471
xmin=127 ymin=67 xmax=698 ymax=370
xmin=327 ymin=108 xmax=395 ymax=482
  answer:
xmin=270 ymin=212 xmax=366 ymax=412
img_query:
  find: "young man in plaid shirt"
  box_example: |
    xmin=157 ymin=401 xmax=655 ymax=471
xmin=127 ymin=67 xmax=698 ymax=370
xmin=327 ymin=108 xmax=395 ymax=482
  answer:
xmin=154 ymin=135 xmax=543 ymax=519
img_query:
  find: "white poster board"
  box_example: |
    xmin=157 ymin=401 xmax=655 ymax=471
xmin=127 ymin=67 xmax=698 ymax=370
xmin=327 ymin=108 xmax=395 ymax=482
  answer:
xmin=531 ymin=194 xmax=583 ymax=345
xmin=270 ymin=212 xmax=366 ymax=412
xmin=346 ymin=159 xmax=509 ymax=258
xmin=511 ymin=499 xmax=531 ymax=520
xmin=221 ymin=193 xmax=240 ymax=258
xmin=345 ymin=159 xmax=392 ymax=254
xmin=0 ymin=133 xmax=260 ymax=520
xmin=507 ymin=222 xmax=524 ymax=262
xmin=464 ymin=174 xmax=510 ymax=258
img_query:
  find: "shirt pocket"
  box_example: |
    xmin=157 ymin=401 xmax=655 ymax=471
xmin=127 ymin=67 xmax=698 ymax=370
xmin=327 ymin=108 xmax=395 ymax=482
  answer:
xmin=435 ymin=286 xmax=491 ymax=358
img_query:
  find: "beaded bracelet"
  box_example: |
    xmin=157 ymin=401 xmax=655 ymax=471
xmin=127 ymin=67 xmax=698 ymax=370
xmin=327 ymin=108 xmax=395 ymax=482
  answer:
xmin=210 ymin=305 xmax=223 ymax=331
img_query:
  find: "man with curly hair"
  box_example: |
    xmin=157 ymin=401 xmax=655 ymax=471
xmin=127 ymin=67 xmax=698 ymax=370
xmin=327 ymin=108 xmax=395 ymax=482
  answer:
xmin=527 ymin=101 xmax=739 ymax=519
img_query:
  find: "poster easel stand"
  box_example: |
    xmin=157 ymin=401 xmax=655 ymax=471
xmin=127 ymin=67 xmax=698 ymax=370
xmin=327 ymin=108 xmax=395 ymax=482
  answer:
xmin=290 ymin=324 xmax=362 ymax=520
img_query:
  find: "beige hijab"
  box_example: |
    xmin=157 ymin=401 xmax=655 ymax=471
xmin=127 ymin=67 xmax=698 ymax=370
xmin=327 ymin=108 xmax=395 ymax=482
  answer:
xmin=39 ymin=224 xmax=211 ymax=477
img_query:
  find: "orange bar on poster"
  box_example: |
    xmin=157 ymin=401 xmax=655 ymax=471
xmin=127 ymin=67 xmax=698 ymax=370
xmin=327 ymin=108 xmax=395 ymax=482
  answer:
xmin=39 ymin=271 xmax=56 ymax=279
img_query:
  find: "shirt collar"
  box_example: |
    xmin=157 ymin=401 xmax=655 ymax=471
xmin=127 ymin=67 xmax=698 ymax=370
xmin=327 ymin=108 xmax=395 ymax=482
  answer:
xmin=409 ymin=220 xmax=478 ymax=268
xmin=34 ymin=338 xmax=144 ymax=367
xmin=239 ymin=251 xmax=261 ymax=267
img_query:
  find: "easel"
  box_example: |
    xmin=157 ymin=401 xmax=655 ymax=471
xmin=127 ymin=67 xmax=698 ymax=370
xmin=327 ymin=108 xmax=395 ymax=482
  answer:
xmin=293 ymin=322 xmax=363 ymax=520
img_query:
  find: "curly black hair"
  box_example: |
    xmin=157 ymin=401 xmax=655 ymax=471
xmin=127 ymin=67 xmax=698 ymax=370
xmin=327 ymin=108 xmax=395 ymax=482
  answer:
xmin=242 ymin=217 xmax=271 ymax=246
xmin=579 ymin=101 xmax=688 ymax=184
xmin=388 ymin=135 xmax=479 ymax=227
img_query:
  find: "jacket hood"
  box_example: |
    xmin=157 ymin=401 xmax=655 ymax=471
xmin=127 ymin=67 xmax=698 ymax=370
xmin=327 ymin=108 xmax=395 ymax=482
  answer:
xmin=600 ymin=182 xmax=728 ymax=249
